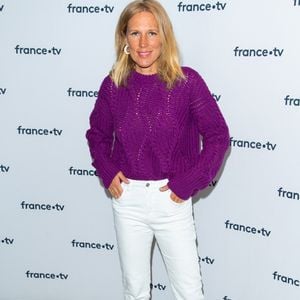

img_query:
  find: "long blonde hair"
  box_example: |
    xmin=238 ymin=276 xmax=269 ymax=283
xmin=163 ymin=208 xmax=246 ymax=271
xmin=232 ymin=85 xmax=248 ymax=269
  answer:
xmin=110 ymin=0 xmax=185 ymax=89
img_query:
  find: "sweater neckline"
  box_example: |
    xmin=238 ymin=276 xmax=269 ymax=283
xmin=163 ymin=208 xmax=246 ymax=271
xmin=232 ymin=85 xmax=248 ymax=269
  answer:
xmin=130 ymin=70 xmax=159 ymax=85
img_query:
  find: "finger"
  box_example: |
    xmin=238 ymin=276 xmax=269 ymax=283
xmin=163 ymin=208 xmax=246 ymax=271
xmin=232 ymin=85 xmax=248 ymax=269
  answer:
xmin=109 ymin=187 xmax=120 ymax=198
xmin=109 ymin=188 xmax=116 ymax=198
xmin=108 ymin=174 xmax=124 ymax=198
xmin=118 ymin=172 xmax=130 ymax=184
xmin=170 ymin=192 xmax=184 ymax=203
xmin=116 ymin=186 xmax=123 ymax=198
xmin=109 ymin=180 xmax=122 ymax=192
xmin=109 ymin=172 xmax=123 ymax=189
xmin=111 ymin=190 xmax=120 ymax=199
xmin=159 ymin=184 xmax=169 ymax=192
xmin=114 ymin=185 xmax=124 ymax=198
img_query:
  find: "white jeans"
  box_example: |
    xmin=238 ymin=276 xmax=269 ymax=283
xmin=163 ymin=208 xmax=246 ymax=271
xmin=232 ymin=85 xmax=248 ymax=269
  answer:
xmin=112 ymin=178 xmax=204 ymax=300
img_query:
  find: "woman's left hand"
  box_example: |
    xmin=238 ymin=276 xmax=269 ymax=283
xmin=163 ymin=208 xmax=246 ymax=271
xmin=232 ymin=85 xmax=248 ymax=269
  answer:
xmin=159 ymin=185 xmax=184 ymax=203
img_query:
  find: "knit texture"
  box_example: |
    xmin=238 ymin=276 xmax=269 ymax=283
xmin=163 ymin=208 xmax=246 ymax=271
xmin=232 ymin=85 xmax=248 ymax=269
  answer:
xmin=86 ymin=67 xmax=229 ymax=200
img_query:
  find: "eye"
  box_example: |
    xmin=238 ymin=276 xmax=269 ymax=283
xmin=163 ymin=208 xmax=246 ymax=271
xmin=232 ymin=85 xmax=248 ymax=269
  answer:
xmin=130 ymin=31 xmax=139 ymax=37
xmin=148 ymin=31 xmax=158 ymax=36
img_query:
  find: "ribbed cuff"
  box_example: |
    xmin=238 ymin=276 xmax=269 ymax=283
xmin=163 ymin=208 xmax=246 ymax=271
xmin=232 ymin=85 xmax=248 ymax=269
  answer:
xmin=92 ymin=160 xmax=120 ymax=189
xmin=168 ymin=170 xmax=211 ymax=200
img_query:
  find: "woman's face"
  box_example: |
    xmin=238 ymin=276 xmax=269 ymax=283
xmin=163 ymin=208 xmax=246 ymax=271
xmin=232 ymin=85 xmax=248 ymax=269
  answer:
xmin=126 ymin=11 xmax=162 ymax=75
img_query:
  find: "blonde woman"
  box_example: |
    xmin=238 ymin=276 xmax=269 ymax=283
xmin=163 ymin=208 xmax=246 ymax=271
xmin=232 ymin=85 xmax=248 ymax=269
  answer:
xmin=86 ymin=0 xmax=229 ymax=299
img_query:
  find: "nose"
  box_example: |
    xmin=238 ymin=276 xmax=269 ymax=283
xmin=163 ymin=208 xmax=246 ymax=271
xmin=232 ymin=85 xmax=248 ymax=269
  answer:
xmin=139 ymin=34 xmax=148 ymax=48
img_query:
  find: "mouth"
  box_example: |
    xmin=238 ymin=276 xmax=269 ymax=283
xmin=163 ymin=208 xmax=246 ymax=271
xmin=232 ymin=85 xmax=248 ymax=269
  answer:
xmin=137 ymin=51 xmax=152 ymax=58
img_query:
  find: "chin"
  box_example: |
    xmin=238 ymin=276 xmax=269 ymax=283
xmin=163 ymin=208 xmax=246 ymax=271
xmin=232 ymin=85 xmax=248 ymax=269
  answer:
xmin=135 ymin=60 xmax=158 ymax=70
xmin=136 ymin=66 xmax=156 ymax=74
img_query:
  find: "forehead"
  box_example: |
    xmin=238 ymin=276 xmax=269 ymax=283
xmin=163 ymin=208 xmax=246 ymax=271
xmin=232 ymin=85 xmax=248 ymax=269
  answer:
xmin=127 ymin=11 xmax=158 ymax=29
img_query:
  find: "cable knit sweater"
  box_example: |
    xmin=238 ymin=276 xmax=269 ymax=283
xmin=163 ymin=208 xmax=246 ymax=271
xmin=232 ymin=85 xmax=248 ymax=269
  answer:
xmin=86 ymin=67 xmax=229 ymax=200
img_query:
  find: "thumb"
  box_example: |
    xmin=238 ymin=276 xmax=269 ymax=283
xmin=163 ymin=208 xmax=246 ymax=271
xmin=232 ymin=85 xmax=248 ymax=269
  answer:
xmin=159 ymin=184 xmax=169 ymax=192
xmin=118 ymin=171 xmax=130 ymax=184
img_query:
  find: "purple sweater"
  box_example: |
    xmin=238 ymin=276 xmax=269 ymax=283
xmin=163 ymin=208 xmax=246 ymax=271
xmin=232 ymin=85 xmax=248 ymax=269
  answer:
xmin=86 ymin=67 xmax=229 ymax=200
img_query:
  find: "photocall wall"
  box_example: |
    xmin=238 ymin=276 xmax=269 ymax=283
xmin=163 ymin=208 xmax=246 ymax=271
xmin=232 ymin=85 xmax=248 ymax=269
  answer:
xmin=1 ymin=1 xmax=300 ymax=300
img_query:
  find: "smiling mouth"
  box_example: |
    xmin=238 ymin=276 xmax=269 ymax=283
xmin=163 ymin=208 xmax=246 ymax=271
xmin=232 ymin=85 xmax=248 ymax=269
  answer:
xmin=138 ymin=51 xmax=152 ymax=58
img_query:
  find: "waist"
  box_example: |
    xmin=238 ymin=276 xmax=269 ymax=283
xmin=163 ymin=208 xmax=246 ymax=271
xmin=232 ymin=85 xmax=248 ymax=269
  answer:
xmin=125 ymin=178 xmax=168 ymax=188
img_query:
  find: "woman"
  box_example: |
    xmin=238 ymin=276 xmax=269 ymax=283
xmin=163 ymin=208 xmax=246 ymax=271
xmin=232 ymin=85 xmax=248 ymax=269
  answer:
xmin=86 ymin=0 xmax=229 ymax=299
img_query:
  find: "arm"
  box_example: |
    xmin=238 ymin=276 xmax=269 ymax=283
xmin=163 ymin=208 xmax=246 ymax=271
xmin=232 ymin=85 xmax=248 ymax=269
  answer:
xmin=168 ymin=69 xmax=230 ymax=200
xmin=86 ymin=77 xmax=120 ymax=188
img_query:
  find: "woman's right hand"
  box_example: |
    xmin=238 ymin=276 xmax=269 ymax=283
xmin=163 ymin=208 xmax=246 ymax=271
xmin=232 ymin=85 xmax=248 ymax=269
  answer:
xmin=108 ymin=171 xmax=130 ymax=199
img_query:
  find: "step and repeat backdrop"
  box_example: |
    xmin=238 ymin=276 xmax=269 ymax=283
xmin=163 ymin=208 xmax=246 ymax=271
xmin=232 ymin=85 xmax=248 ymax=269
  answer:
xmin=1 ymin=1 xmax=300 ymax=299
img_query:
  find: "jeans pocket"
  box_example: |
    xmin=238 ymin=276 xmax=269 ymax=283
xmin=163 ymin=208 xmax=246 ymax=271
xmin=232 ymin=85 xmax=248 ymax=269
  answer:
xmin=165 ymin=190 xmax=186 ymax=206
xmin=168 ymin=198 xmax=185 ymax=206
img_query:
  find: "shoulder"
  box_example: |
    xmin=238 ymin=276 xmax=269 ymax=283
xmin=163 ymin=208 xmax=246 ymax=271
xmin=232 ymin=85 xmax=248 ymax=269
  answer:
xmin=93 ymin=75 xmax=118 ymax=106
xmin=180 ymin=67 xmax=212 ymax=100
xmin=98 ymin=74 xmax=118 ymax=95
xmin=181 ymin=66 xmax=198 ymax=76
xmin=180 ymin=66 xmax=209 ymax=90
xmin=181 ymin=66 xmax=204 ymax=82
xmin=100 ymin=75 xmax=115 ymax=89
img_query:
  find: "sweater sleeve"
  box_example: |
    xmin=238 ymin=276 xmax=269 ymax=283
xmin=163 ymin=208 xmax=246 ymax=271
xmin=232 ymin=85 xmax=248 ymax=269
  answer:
xmin=86 ymin=77 xmax=120 ymax=189
xmin=168 ymin=68 xmax=230 ymax=200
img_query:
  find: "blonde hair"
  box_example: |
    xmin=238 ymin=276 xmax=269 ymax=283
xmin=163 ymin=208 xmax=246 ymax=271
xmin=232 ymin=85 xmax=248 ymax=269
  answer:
xmin=110 ymin=0 xmax=185 ymax=89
